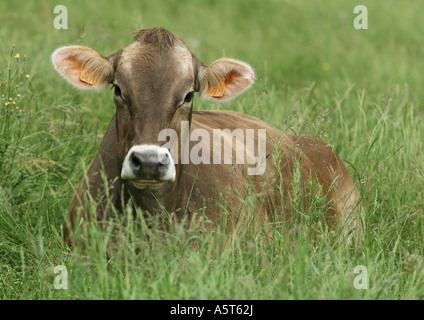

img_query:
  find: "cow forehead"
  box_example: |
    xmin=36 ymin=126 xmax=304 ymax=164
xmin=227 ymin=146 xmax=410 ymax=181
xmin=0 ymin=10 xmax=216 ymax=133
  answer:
xmin=173 ymin=45 xmax=194 ymax=76
xmin=119 ymin=42 xmax=143 ymax=74
xmin=118 ymin=42 xmax=194 ymax=79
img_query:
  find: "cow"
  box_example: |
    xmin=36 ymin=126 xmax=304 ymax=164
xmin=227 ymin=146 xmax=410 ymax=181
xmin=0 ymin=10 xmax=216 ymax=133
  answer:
xmin=52 ymin=27 xmax=362 ymax=245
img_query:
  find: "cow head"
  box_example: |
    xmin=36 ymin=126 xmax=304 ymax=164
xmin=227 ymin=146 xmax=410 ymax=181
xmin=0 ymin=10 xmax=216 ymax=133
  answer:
xmin=52 ymin=28 xmax=255 ymax=190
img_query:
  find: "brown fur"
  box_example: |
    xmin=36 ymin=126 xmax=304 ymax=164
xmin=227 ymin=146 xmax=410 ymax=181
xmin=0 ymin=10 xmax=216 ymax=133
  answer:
xmin=53 ymin=28 xmax=362 ymax=245
xmin=133 ymin=28 xmax=185 ymax=47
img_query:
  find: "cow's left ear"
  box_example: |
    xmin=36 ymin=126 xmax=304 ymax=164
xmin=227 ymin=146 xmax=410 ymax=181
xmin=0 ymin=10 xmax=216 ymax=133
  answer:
xmin=52 ymin=46 xmax=113 ymax=90
xmin=197 ymin=58 xmax=255 ymax=102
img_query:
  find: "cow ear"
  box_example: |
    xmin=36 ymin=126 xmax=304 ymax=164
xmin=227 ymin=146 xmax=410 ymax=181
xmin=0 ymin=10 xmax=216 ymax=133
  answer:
xmin=198 ymin=58 xmax=255 ymax=102
xmin=52 ymin=46 xmax=113 ymax=90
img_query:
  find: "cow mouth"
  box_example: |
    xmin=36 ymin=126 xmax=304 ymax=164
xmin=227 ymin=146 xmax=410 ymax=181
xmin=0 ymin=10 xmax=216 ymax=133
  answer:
xmin=131 ymin=179 xmax=164 ymax=190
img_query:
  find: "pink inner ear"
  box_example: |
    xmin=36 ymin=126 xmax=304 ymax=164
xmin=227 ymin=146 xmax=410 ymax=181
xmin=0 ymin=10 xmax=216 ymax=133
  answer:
xmin=223 ymin=70 xmax=250 ymax=96
xmin=200 ymin=58 xmax=255 ymax=102
xmin=59 ymin=57 xmax=93 ymax=89
xmin=218 ymin=66 xmax=254 ymax=101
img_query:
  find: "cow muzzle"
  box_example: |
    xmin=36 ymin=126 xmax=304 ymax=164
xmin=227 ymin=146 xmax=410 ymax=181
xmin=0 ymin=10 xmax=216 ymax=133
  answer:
xmin=121 ymin=145 xmax=176 ymax=190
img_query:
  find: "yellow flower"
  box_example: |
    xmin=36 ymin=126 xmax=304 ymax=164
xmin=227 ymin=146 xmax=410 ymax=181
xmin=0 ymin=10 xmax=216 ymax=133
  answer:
xmin=26 ymin=74 xmax=30 ymax=78
xmin=322 ymin=63 xmax=330 ymax=72
xmin=15 ymin=53 xmax=20 ymax=59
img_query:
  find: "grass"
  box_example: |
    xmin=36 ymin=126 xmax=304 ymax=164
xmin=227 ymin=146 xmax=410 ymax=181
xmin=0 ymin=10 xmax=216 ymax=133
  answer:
xmin=0 ymin=0 xmax=423 ymax=299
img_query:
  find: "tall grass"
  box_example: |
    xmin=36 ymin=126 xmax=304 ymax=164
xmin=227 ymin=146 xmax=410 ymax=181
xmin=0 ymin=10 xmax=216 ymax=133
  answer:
xmin=0 ymin=0 xmax=423 ymax=299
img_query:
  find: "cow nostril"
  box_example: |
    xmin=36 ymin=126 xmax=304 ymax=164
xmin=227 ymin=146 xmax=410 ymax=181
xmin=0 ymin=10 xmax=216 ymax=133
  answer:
xmin=159 ymin=152 xmax=170 ymax=166
xmin=130 ymin=153 xmax=141 ymax=169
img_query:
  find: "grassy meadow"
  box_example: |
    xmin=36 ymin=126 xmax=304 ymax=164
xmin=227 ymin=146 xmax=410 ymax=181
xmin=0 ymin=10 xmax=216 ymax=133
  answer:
xmin=0 ymin=0 xmax=423 ymax=299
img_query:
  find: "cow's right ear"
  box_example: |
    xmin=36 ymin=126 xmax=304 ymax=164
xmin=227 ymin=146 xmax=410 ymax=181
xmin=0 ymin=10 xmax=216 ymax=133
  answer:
xmin=52 ymin=46 xmax=113 ymax=90
xmin=197 ymin=58 xmax=255 ymax=102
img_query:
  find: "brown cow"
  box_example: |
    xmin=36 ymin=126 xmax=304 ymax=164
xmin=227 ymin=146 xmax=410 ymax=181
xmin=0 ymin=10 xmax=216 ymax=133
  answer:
xmin=52 ymin=28 xmax=362 ymax=244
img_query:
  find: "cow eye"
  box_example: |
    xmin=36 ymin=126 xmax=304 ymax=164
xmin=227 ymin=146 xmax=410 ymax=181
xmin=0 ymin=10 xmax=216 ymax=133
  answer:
xmin=113 ymin=84 xmax=122 ymax=97
xmin=184 ymin=91 xmax=194 ymax=103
